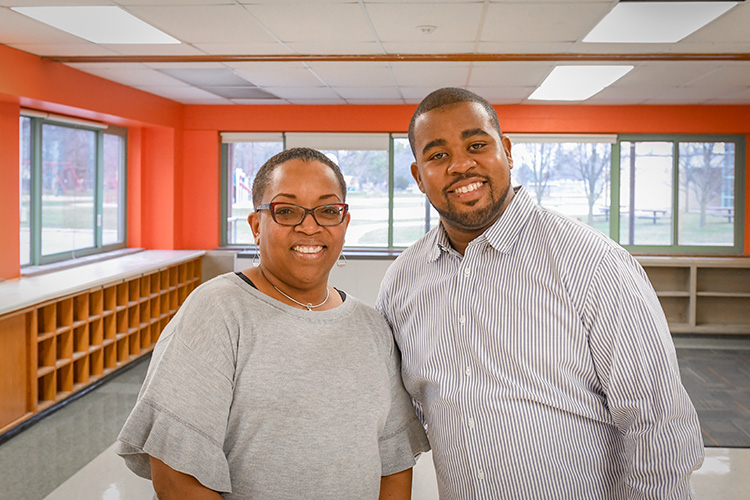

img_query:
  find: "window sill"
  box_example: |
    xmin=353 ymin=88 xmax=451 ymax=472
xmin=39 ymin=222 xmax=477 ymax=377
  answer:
xmin=21 ymin=248 xmax=145 ymax=278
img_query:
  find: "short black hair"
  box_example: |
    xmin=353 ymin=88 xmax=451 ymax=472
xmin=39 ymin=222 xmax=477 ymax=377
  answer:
xmin=408 ymin=87 xmax=502 ymax=157
xmin=252 ymin=147 xmax=347 ymax=207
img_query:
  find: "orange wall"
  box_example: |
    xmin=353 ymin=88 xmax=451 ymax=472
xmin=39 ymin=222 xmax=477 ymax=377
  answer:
xmin=183 ymin=104 xmax=750 ymax=252
xmin=0 ymin=101 xmax=21 ymax=280
xmin=1 ymin=42 xmax=750 ymax=280
xmin=140 ymin=126 xmax=177 ymax=250
xmin=0 ymin=45 xmax=184 ymax=279
xmin=181 ymin=130 xmax=220 ymax=250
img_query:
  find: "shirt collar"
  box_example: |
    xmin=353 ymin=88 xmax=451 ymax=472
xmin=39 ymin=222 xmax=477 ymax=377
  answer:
xmin=427 ymin=186 xmax=535 ymax=262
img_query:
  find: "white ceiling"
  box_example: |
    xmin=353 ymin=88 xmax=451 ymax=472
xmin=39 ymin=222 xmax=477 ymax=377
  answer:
xmin=1 ymin=0 xmax=749 ymax=105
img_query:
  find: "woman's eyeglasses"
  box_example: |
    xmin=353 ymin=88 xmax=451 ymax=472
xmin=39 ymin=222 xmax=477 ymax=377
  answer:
xmin=256 ymin=202 xmax=349 ymax=227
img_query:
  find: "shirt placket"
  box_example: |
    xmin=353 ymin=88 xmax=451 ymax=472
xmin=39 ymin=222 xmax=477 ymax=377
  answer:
xmin=453 ymin=243 xmax=487 ymax=495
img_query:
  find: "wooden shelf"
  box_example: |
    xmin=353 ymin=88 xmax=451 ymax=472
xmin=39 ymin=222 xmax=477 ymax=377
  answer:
xmin=637 ymin=256 xmax=750 ymax=335
xmin=0 ymin=254 xmax=203 ymax=434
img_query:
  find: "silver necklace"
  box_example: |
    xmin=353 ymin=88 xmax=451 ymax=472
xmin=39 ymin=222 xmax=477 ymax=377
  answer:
xmin=259 ymin=266 xmax=329 ymax=311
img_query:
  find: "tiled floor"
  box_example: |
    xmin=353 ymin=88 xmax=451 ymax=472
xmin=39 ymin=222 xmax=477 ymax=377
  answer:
xmin=677 ymin=347 xmax=750 ymax=447
xmin=1 ymin=340 xmax=749 ymax=500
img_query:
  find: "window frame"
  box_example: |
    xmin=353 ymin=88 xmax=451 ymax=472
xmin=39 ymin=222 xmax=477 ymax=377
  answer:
xmin=219 ymin=133 xmax=286 ymax=247
xmin=21 ymin=113 xmax=127 ymax=267
xmin=218 ymin=131 xmax=746 ymax=256
xmin=611 ymin=134 xmax=745 ymax=254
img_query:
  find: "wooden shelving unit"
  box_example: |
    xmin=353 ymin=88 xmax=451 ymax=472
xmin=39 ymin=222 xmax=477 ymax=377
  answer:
xmin=0 ymin=256 xmax=202 ymax=434
xmin=637 ymin=256 xmax=750 ymax=335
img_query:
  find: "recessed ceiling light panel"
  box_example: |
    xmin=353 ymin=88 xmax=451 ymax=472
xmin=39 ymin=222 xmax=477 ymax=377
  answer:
xmin=529 ymin=66 xmax=634 ymax=101
xmin=11 ymin=6 xmax=180 ymax=44
xmin=583 ymin=1 xmax=737 ymax=43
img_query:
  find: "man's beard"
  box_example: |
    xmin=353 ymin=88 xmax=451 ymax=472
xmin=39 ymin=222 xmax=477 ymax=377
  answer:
xmin=434 ymin=180 xmax=512 ymax=231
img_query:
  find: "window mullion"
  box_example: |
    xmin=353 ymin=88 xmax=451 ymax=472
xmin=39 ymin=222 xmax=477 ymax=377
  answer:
xmin=609 ymin=141 xmax=621 ymax=243
xmin=219 ymin=144 xmax=229 ymax=247
xmin=95 ymin=131 xmax=104 ymax=248
xmin=30 ymin=118 xmax=43 ymax=266
xmin=388 ymin=135 xmax=394 ymax=249
xmin=672 ymin=141 xmax=680 ymax=249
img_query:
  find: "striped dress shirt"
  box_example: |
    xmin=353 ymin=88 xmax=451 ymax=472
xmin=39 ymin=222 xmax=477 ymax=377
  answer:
xmin=376 ymin=187 xmax=704 ymax=500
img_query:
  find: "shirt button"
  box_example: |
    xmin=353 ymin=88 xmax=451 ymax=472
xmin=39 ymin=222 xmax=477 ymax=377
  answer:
xmin=464 ymin=267 xmax=471 ymax=277
xmin=459 ymin=315 xmax=466 ymax=325
xmin=477 ymin=470 xmax=485 ymax=480
xmin=465 ymin=367 xmax=472 ymax=377
xmin=468 ymin=418 xmax=475 ymax=429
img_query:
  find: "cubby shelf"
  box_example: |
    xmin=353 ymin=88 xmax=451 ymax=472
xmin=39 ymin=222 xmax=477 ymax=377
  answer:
xmin=0 ymin=254 xmax=203 ymax=435
xmin=637 ymin=256 xmax=750 ymax=335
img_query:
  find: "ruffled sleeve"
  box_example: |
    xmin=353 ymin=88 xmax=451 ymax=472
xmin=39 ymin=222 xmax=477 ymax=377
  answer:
xmin=378 ymin=341 xmax=431 ymax=476
xmin=116 ymin=299 xmax=236 ymax=493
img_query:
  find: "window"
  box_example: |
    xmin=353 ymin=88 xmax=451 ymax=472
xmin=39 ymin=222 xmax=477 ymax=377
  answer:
xmin=20 ymin=116 xmax=31 ymax=266
xmin=612 ymin=136 xmax=743 ymax=253
xmin=219 ymin=132 xmax=744 ymax=255
xmin=20 ymin=112 xmax=127 ymax=267
xmin=220 ymin=133 xmax=285 ymax=246
xmin=508 ymin=135 xmax=614 ymax=237
xmin=393 ymin=136 xmax=438 ymax=247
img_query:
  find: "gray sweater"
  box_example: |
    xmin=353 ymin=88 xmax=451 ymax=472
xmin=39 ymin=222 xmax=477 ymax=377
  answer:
xmin=116 ymin=272 xmax=428 ymax=499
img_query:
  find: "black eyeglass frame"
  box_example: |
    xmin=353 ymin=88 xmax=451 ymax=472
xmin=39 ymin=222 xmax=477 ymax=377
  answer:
xmin=256 ymin=202 xmax=349 ymax=227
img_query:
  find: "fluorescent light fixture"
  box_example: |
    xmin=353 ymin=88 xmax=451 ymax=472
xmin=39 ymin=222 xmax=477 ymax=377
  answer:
xmin=11 ymin=6 xmax=179 ymax=44
xmin=583 ymin=1 xmax=737 ymax=43
xmin=528 ymin=66 xmax=634 ymax=101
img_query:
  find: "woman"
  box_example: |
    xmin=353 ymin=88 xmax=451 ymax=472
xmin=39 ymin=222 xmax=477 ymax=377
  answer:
xmin=116 ymin=147 xmax=428 ymax=500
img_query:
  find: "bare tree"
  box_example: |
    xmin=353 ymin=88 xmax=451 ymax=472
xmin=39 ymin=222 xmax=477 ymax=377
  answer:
xmin=679 ymin=143 xmax=729 ymax=228
xmin=570 ymin=143 xmax=610 ymax=225
xmin=516 ymin=143 xmax=556 ymax=205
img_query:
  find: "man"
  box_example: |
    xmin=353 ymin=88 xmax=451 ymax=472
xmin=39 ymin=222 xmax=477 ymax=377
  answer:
xmin=376 ymin=88 xmax=704 ymax=499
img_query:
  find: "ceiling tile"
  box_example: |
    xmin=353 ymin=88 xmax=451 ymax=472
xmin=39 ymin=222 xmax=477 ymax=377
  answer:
xmin=682 ymin=2 xmax=750 ymax=43
xmin=674 ymin=41 xmax=750 ymax=53
xmin=382 ymin=41 xmax=476 ymax=53
xmin=262 ymin=86 xmax=341 ymax=99
xmin=345 ymin=98 xmax=407 ymax=104
xmin=8 ymin=43 xmax=118 ymax=57
xmin=68 ymin=62 xmax=150 ymax=71
xmin=136 ymin=85 xmax=233 ymax=103
xmin=0 ymin=0 xmax=110 ymax=6
xmin=159 ymin=68 xmax=252 ymax=87
xmin=78 ymin=67 xmax=190 ymax=87
xmin=584 ymin=85 xmax=667 ymax=105
xmin=193 ymin=42 xmax=293 ymax=55
xmin=643 ymin=85 xmax=746 ymax=104
xmin=469 ymin=62 xmax=553 ymax=87
xmin=101 ymin=43 xmax=205 ymax=56
xmin=612 ymin=62 xmax=721 ymax=87
xmin=2 ymin=0 xmax=749 ymax=106
xmin=398 ymin=86 xmax=448 ymax=102
xmin=391 ymin=61 xmax=471 ymax=87
xmin=232 ymin=98 xmax=290 ymax=105
xmin=143 ymin=62 xmax=227 ymax=70
xmin=367 ymin=2 xmax=484 ymax=42
xmin=466 ymin=86 xmax=534 ymax=104
xmin=707 ymin=87 xmax=750 ymax=104
xmin=125 ymin=4 xmax=278 ymax=44
xmin=204 ymin=87 xmax=280 ymax=99
xmin=307 ymin=62 xmax=394 ymax=87
xmin=287 ymin=98 xmax=348 ymax=104
xmin=332 ymin=86 xmax=402 ymax=99
xmin=118 ymin=0 xmax=229 ymax=5
xmin=237 ymin=0 xmax=354 ymax=3
xmin=245 ymin=3 xmax=375 ymax=42
xmin=230 ymin=62 xmax=321 ymax=87
xmin=477 ymin=41 xmax=576 ymax=53
xmin=285 ymin=41 xmax=383 ymax=54
xmin=685 ymin=63 xmax=750 ymax=88
xmin=0 ymin=7 xmax=88 ymax=45
xmin=481 ymin=2 xmax=610 ymax=42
